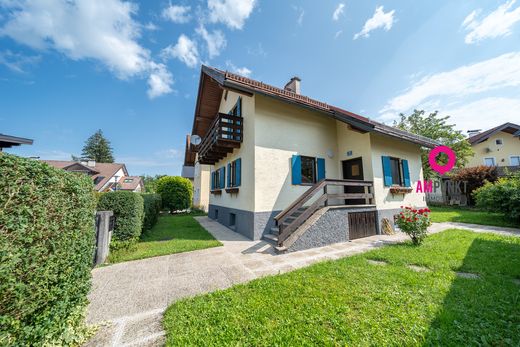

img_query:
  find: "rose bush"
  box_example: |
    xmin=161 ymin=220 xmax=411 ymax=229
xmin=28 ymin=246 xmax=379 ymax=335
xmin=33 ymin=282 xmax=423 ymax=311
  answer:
xmin=395 ymin=206 xmax=432 ymax=245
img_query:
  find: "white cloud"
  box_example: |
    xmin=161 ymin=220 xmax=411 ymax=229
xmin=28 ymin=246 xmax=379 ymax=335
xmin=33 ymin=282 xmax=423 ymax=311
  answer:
xmin=226 ymin=61 xmax=251 ymax=77
xmin=162 ymin=34 xmax=199 ymax=68
xmin=147 ymin=63 xmax=174 ymax=99
xmin=196 ymin=25 xmax=226 ymax=58
xmin=0 ymin=50 xmax=40 ymax=73
xmin=334 ymin=30 xmax=343 ymax=39
xmin=381 ymin=52 xmax=520 ymax=116
xmin=462 ymin=0 xmax=520 ymax=44
xmin=333 ymin=3 xmax=345 ymax=21
xmin=162 ymin=4 xmax=191 ymax=24
xmin=208 ymin=0 xmax=256 ymax=30
xmin=293 ymin=5 xmax=305 ymax=25
xmin=442 ymin=97 xmax=520 ymax=132
xmin=353 ymin=6 xmax=395 ymax=40
xmin=0 ymin=0 xmax=173 ymax=98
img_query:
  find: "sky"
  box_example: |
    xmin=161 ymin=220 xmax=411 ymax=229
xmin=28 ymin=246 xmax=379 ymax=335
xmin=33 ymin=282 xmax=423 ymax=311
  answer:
xmin=1 ymin=0 xmax=520 ymax=176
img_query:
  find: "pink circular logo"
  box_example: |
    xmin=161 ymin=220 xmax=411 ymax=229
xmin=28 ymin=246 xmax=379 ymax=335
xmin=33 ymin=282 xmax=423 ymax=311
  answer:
xmin=428 ymin=145 xmax=456 ymax=175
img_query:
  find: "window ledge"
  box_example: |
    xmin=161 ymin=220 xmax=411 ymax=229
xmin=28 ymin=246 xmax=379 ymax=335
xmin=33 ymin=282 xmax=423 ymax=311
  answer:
xmin=389 ymin=186 xmax=413 ymax=194
xmin=226 ymin=187 xmax=239 ymax=194
xmin=211 ymin=189 xmax=222 ymax=195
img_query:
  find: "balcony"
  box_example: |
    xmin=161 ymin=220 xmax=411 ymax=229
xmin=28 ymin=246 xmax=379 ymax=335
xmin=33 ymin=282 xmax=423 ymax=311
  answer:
xmin=197 ymin=113 xmax=243 ymax=165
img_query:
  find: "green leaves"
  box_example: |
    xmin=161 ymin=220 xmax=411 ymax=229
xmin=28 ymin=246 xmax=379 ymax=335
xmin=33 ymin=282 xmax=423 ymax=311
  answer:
xmin=79 ymin=129 xmax=115 ymax=163
xmin=156 ymin=176 xmax=193 ymax=213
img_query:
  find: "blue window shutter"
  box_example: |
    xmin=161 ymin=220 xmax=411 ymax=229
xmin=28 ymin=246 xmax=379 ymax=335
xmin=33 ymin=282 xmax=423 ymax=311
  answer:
xmin=227 ymin=163 xmax=231 ymax=187
xmin=220 ymin=167 xmax=225 ymax=189
xmin=402 ymin=159 xmax=411 ymax=187
xmin=291 ymin=155 xmax=302 ymax=185
xmin=235 ymin=158 xmax=241 ymax=187
xmin=236 ymin=97 xmax=242 ymax=116
xmin=211 ymin=172 xmax=215 ymax=190
xmin=382 ymin=156 xmax=392 ymax=187
xmin=317 ymin=158 xmax=326 ymax=181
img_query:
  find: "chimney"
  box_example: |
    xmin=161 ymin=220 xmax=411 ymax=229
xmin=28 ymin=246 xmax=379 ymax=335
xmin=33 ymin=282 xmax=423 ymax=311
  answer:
xmin=284 ymin=76 xmax=301 ymax=94
xmin=87 ymin=160 xmax=96 ymax=167
xmin=467 ymin=129 xmax=481 ymax=137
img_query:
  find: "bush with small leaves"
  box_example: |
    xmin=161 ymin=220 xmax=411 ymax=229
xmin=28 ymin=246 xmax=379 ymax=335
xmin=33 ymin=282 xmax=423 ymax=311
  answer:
xmin=156 ymin=176 xmax=193 ymax=213
xmin=395 ymin=206 xmax=432 ymax=245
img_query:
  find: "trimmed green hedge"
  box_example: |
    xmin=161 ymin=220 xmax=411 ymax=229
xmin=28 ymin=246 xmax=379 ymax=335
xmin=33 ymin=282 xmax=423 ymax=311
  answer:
xmin=0 ymin=153 xmax=96 ymax=346
xmin=474 ymin=172 xmax=520 ymax=222
xmin=142 ymin=193 xmax=162 ymax=232
xmin=97 ymin=191 xmax=144 ymax=249
xmin=156 ymin=176 xmax=193 ymax=213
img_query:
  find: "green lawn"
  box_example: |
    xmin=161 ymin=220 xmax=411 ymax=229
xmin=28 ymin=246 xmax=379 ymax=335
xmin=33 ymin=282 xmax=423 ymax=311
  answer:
xmin=163 ymin=230 xmax=520 ymax=346
xmin=430 ymin=206 xmax=518 ymax=228
xmin=106 ymin=214 xmax=222 ymax=264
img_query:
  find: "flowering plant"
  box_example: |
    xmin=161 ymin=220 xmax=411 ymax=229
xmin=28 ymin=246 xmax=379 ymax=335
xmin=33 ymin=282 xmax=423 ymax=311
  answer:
xmin=395 ymin=206 xmax=432 ymax=245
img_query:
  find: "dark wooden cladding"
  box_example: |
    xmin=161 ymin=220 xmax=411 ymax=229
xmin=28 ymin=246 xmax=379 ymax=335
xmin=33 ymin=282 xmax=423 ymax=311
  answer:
xmin=197 ymin=113 xmax=243 ymax=165
xmin=192 ymin=73 xmax=224 ymax=138
xmin=348 ymin=211 xmax=377 ymax=240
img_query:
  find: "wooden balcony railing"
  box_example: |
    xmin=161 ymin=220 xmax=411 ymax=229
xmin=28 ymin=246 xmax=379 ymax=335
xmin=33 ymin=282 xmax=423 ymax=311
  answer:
xmin=274 ymin=179 xmax=374 ymax=246
xmin=197 ymin=113 xmax=243 ymax=165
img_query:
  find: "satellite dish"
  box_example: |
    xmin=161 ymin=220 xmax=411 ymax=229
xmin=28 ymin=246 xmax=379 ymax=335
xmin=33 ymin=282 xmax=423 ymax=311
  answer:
xmin=190 ymin=134 xmax=202 ymax=146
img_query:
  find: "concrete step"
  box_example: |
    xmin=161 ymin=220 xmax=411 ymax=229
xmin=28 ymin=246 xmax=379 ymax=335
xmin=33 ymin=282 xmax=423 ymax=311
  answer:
xmin=274 ymin=245 xmax=287 ymax=254
xmin=270 ymin=226 xmax=279 ymax=235
xmin=262 ymin=233 xmax=278 ymax=245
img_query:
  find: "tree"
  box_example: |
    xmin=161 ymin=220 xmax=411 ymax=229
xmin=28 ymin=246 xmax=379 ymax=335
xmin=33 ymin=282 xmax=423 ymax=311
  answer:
xmin=156 ymin=176 xmax=193 ymax=213
xmin=394 ymin=110 xmax=473 ymax=179
xmin=141 ymin=174 xmax=166 ymax=193
xmin=80 ymin=129 xmax=115 ymax=163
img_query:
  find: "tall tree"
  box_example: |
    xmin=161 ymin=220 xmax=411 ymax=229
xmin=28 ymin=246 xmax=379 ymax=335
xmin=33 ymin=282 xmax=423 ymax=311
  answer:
xmin=394 ymin=110 xmax=473 ymax=179
xmin=81 ymin=129 xmax=115 ymax=163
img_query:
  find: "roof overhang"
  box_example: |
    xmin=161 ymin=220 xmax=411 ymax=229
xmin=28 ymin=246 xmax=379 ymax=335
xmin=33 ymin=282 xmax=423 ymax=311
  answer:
xmin=469 ymin=123 xmax=520 ymax=144
xmin=0 ymin=134 xmax=33 ymax=149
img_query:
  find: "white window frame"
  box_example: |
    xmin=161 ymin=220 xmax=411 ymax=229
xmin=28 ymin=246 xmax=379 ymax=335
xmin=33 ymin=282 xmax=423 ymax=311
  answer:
xmin=483 ymin=157 xmax=496 ymax=166
xmin=510 ymin=155 xmax=520 ymax=166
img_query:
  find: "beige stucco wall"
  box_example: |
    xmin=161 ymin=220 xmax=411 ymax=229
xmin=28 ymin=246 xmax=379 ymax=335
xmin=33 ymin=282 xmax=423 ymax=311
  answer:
xmin=467 ymin=131 xmax=520 ymax=167
xmin=370 ymin=133 xmax=427 ymax=209
xmin=209 ymin=91 xmax=256 ymax=212
xmin=193 ymin=161 xmax=210 ymax=211
xmin=254 ymin=94 xmax=340 ymax=212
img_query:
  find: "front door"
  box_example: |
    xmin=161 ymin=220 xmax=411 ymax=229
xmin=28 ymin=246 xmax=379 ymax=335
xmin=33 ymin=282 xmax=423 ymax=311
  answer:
xmin=342 ymin=157 xmax=364 ymax=205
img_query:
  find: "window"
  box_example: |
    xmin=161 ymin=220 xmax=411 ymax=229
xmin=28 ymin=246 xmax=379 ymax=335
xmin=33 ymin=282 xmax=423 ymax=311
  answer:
xmin=223 ymin=97 xmax=243 ymax=141
xmin=484 ymin=157 xmax=496 ymax=166
xmin=382 ymin=156 xmax=410 ymax=187
xmin=227 ymin=158 xmax=242 ymax=188
xmin=511 ymin=156 xmax=520 ymax=166
xmin=211 ymin=167 xmax=225 ymax=190
xmin=495 ymin=139 xmax=503 ymax=145
xmin=93 ymin=176 xmax=105 ymax=185
xmin=123 ymin=178 xmax=133 ymax=183
xmin=228 ymin=97 xmax=242 ymax=117
xmin=229 ymin=213 xmax=236 ymax=227
xmin=301 ymin=156 xmax=316 ymax=184
xmin=291 ymin=155 xmax=326 ymax=185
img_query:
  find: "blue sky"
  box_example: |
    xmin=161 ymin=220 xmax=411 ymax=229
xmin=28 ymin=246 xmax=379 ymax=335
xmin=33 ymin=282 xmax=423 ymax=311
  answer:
xmin=1 ymin=0 xmax=520 ymax=175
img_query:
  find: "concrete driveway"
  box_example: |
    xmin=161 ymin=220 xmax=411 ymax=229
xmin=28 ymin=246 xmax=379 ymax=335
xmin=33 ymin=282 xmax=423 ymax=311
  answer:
xmin=85 ymin=217 xmax=520 ymax=346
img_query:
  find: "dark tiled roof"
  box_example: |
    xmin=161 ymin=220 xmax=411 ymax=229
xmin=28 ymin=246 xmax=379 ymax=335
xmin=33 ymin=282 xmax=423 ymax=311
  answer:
xmin=467 ymin=122 xmax=520 ymax=145
xmin=0 ymin=133 xmax=33 ymax=149
xmin=201 ymin=65 xmax=440 ymax=148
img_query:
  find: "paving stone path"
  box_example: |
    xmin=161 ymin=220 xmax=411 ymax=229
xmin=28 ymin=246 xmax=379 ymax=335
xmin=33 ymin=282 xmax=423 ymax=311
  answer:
xmin=85 ymin=218 xmax=520 ymax=346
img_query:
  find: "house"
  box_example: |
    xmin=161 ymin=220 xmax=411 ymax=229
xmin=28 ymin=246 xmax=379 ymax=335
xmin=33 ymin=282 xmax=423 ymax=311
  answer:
xmin=182 ymin=134 xmax=210 ymax=211
xmin=466 ymin=123 xmax=520 ymax=172
xmin=184 ymin=66 xmax=438 ymax=252
xmin=0 ymin=133 xmax=33 ymax=151
xmin=42 ymin=160 xmax=144 ymax=192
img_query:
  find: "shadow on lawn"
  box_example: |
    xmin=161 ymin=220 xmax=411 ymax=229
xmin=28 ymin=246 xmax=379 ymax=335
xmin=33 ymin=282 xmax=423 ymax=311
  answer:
xmin=424 ymin=238 xmax=520 ymax=346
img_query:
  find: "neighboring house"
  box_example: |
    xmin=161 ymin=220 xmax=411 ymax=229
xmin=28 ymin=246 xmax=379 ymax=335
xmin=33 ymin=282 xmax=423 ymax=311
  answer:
xmin=466 ymin=122 xmax=520 ymax=170
xmin=0 ymin=133 xmax=33 ymax=151
xmin=184 ymin=66 xmax=438 ymax=252
xmin=182 ymin=135 xmax=210 ymax=211
xmin=43 ymin=160 xmax=144 ymax=192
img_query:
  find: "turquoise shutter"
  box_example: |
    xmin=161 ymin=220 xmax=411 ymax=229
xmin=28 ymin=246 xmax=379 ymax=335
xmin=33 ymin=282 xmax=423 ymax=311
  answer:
xmin=210 ymin=171 xmax=215 ymax=190
xmin=227 ymin=163 xmax=231 ymax=187
xmin=235 ymin=158 xmax=241 ymax=187
xmin=291 ymin=155 xmax=302 ymax=185
xmin=382 ymin=156 xmax=392 ymax=187
xmin=317 ymin=158 xmax=326 ymax=181
xmin=236 ymin=97 xmax=242 ymax=116
xmin=219 ymin=167 xmax=225 ymax=189
xmin=402 ymin=159 xmax=411 ymax=187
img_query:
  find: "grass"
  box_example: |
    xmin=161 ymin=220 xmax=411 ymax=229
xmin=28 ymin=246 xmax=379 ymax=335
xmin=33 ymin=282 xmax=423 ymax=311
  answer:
xmin=163 ymin=229 xmax=520 ymax=346
xmin=106 ymin=214 xmax=222 ymax=264
xmin=429 ymin=205 xmax=518 ymax=228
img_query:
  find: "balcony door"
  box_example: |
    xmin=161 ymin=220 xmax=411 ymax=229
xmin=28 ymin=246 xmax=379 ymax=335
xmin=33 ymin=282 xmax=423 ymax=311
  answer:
xmin=342 ymin=157 xmax=365 ymax=205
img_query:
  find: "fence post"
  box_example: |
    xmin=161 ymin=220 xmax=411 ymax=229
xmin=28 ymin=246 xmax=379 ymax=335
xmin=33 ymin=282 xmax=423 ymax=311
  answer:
xmin=94 ymin=211 xmax=114 ymax=266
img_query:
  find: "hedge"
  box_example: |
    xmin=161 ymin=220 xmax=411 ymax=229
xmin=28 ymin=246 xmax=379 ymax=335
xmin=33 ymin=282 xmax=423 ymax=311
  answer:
xmin=141 ymin=193 xmax=162 ymax=232
xmin=474 ymin=172 xmax=520 ymax=222
xmin=156 ymin=176 xmax=193 ymax=213
xmin=0 ymin=153 xmax=96 ymax=346
xmin=97 ymin=191 xmax=144 ymax=249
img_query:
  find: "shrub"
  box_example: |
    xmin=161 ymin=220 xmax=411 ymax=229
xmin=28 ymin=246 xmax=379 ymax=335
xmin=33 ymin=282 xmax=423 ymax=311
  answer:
xmin=97 ymin=191 xmax=144 ymax=249
xmin=395 ymin=206 xmax=432 ymax=245
xmin=156 ymin=176 xmax=193 ymax=213
xmin=141 ymin=193 xmax=162 ymax=232
xmin=474 ymin=172 xmax=520 ymax=222
xmin=450 ymin=166 xmax=498 ymax=205
xmin=0 ymin=153 xmax=96 ymax=345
